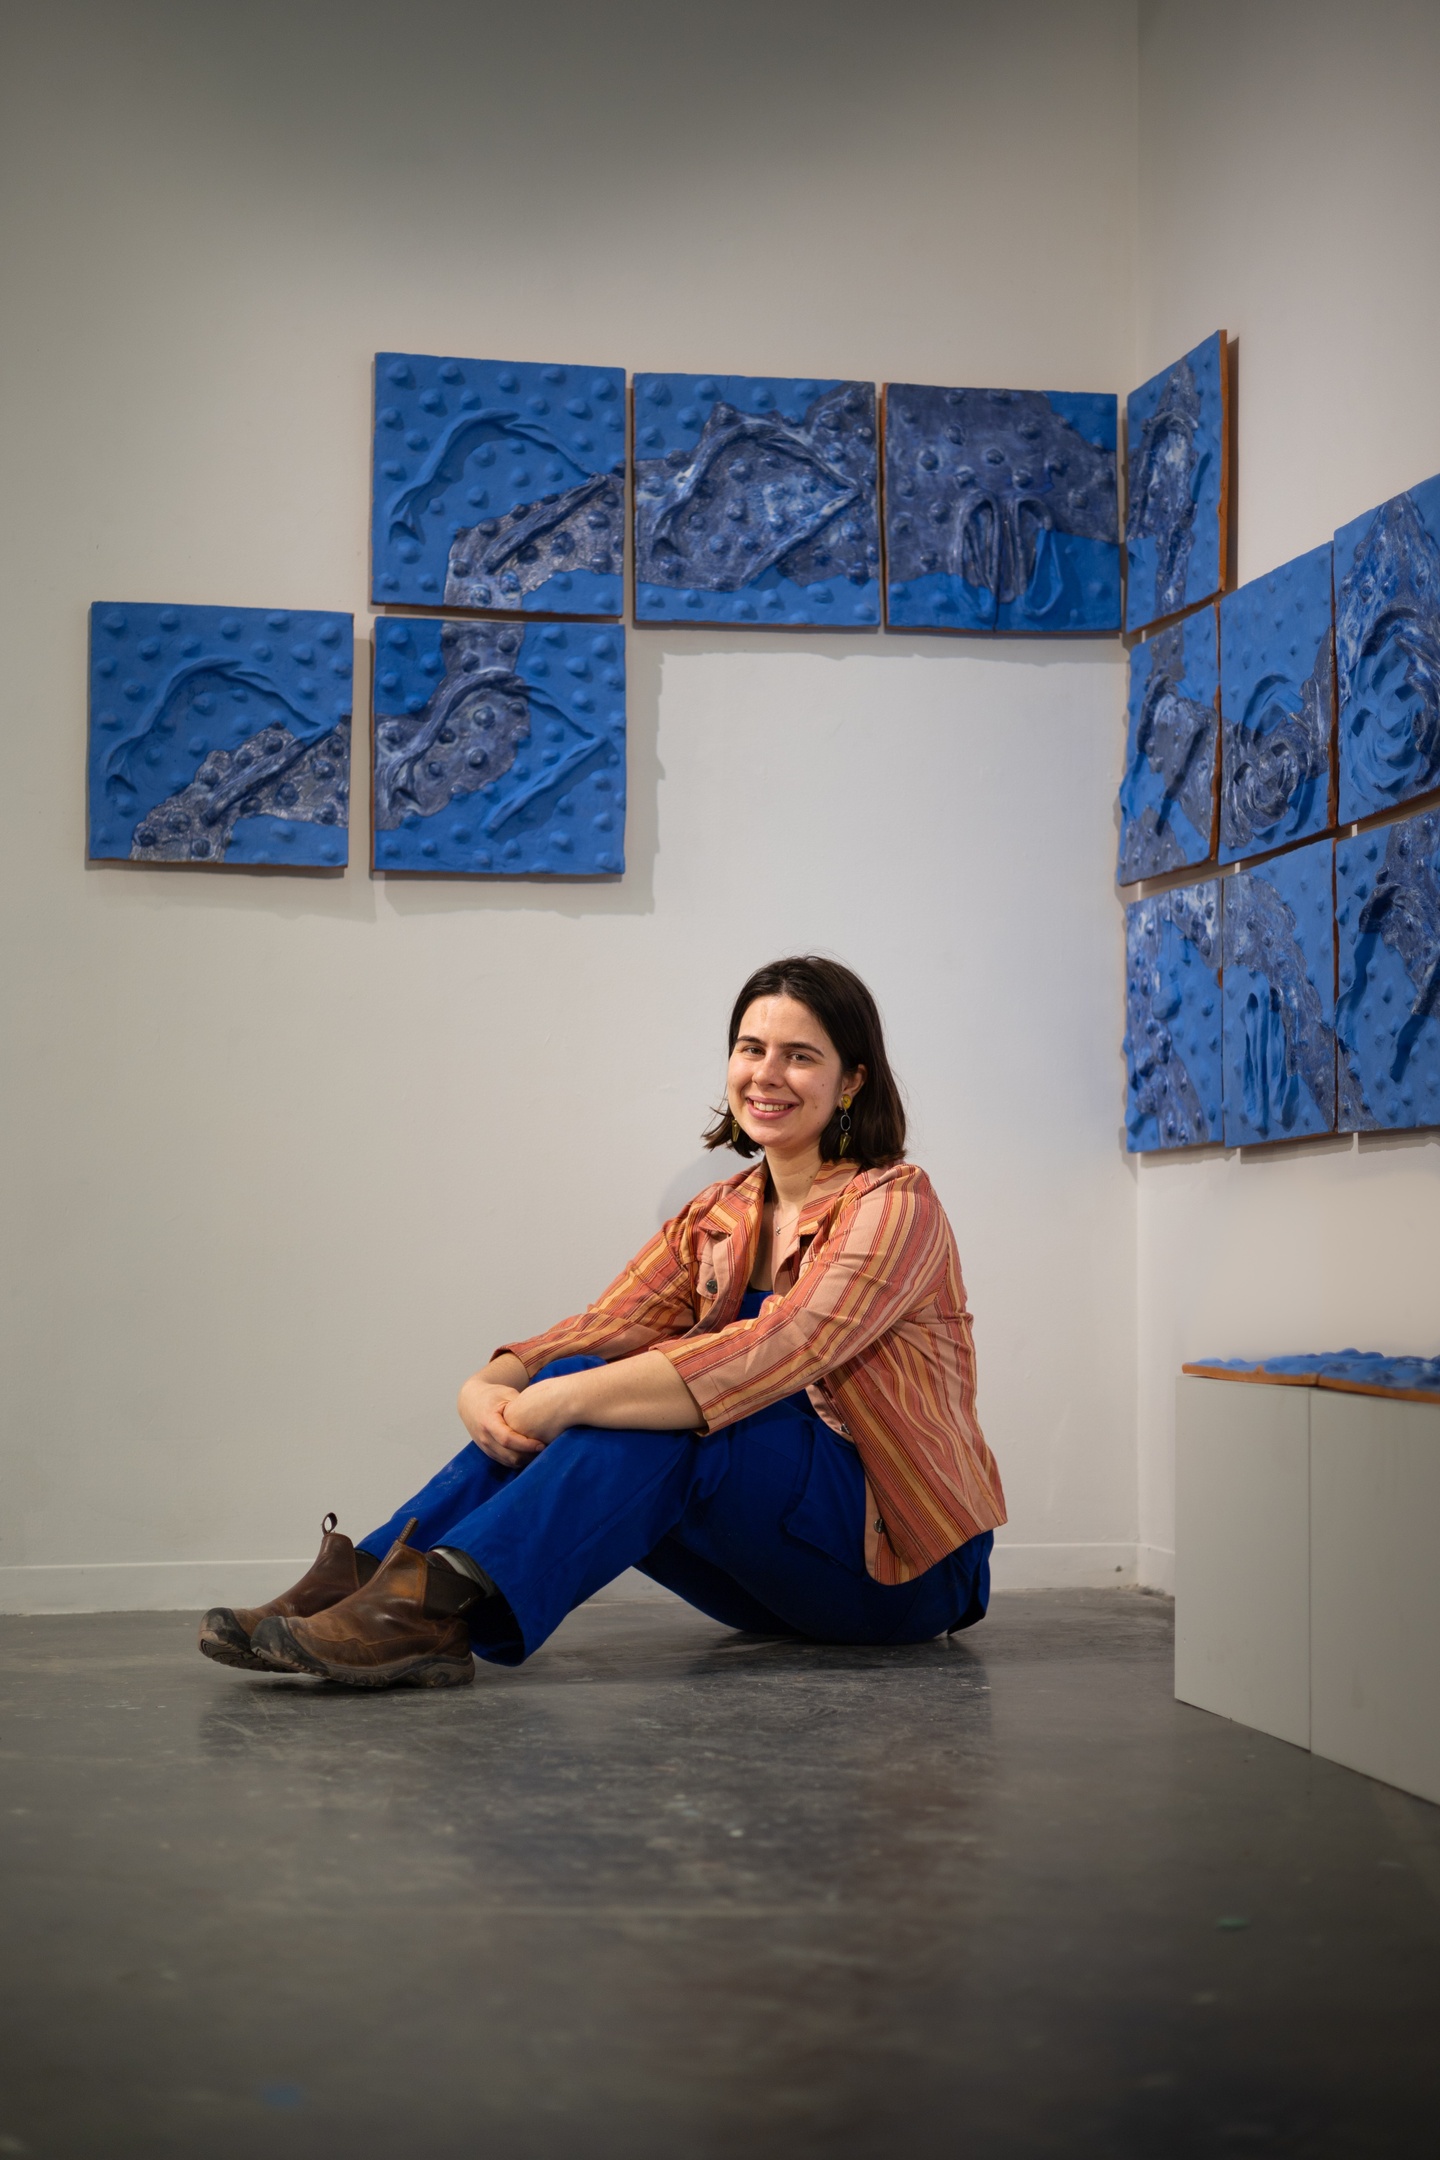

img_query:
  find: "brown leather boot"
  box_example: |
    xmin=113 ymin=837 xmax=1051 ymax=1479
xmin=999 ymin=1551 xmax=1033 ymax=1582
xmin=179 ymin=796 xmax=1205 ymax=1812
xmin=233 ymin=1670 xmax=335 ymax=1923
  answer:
xmin=250 ymin=1528 xmax=478 ymax=1689
xmin=198 ymin=1514 xmax=379 ymax=1671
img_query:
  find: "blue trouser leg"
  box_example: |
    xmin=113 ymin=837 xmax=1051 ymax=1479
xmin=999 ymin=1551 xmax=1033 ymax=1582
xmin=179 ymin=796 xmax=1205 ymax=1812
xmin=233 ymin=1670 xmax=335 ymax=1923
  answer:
xmin=363 ymin=1359 xmax=992 ymax=1666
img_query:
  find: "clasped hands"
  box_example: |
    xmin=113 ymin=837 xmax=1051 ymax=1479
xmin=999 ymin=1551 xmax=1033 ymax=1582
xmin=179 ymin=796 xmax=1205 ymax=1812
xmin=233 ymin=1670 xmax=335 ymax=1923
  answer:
xmin=458 ymin=1374 xmax=574 ymax=1469
xmin=457 ymin=1349 xmax=704 ymax=1471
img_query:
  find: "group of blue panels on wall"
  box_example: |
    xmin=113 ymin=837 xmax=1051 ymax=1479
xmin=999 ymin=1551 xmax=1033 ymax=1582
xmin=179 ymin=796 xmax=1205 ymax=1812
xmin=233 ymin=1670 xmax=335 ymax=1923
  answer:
xmin=1124 ymin=811 xmax=1440 ymax=1148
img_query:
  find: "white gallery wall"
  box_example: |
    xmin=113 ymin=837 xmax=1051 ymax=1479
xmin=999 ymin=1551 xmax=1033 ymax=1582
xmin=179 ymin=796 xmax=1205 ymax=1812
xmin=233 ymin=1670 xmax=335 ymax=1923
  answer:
xmin=1133 ymin=0 xmax=1440 ymax=1584
xmin=0 ymin=0 xmax=1142 ymax=1608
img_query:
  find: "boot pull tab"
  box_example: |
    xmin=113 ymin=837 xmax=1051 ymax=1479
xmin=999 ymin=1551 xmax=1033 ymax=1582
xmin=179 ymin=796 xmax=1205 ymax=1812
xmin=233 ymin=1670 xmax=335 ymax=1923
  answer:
xmin=322 ymin=1511 xmax=338 ymax=1536
xmin=398 ymin=1516 xmax=420 ymax=1548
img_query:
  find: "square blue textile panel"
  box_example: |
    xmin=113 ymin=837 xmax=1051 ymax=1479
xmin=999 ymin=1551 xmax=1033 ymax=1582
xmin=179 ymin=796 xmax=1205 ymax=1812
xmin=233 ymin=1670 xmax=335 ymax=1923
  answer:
xmin=884 ymin=387 xmax=1119 ymax=633
xmin=1334 ymin=470 xmax=1440 ymax=823
xmin=372 ymin=617 xmax=625 ymax=876
xmin=1219 ymin=543 xmax=1335 ymax=863
xmin=88 ymin=603 xmax=352 ymax=867
xmin=1336 ymin=808 xmax=1440 ymax=1132
xmin=1124 ymin=880 xmax=1223 ymax=1151
xmin=1124 ymin=331 xmax=1228 ymax=635
xmin=633 ymin=374 xmax=879 ymax=629
xmin=1222 ymin=838 xmax=1336 ymax=1146
xmin=371 ymin=354 xmax=626 ymax=618
xmin=1116 ymin=605 xmax=1218 ymax=884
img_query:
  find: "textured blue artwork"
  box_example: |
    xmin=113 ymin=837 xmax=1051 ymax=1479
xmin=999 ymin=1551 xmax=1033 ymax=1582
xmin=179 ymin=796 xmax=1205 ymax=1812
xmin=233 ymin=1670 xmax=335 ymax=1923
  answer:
xmin=632 ymin=375 xmax=879 ymax=628
xmin=884 ymin=387 xmax=1119 ymax=633
xmin=1116 ymin=606 xmax=1218 ymax=884
xmin=88 ymin=604 xmax=352 ymax=867
xmin=371 ymin=354 xmax=626 ymax=618
xmin=372 ymin=617 xmax=625 ymax=876
xmin=1124 ymin=332 xmax=1228 ymax=635
xmin=1124 ymin=880 xmax=1223 ymax=1151
xmin=1186 ymin=1352 xmax=1440 ymax=1399
xmin=1336 ymin=808 xmax=1440 ymax=1132
xmin=1222 ymin=839 xmax=1336 ymax=1145
xmin=1334 ymin=471 xmax=1440 ymax=823
xmin=1219 ymin=545 xmax=1334 ymax=864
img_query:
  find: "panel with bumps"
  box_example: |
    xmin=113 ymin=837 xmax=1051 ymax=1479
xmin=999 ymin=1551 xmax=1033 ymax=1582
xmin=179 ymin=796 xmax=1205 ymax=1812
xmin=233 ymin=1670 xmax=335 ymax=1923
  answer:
xmin=88 ymin=604 xmax=352 ymax=868
xmin=1116 ymin=605 xmax=1218 ymax=884
xmin=1334 ymin=471 xmax=1440 ymax=824
xmin=1124 ymin=880 xmax=1223 ymax=1151
xmin=1222 ymin=837 xmax=1336 ymax=1145
xmin=372 ymin=617 xmax=625 ymax=877
xmin=1336 ymin=808 xmax=1440 ymax=1131
xmin=371 ymin=355 xmax=626 ymax=618
xmin=884 ymin=386 xmax=1119 ymax=633
xmin=1219 ymin=543 xmax=1335 ymax=864
xmin=632 ymin=375 xmax=879 ymax=628
xmin=1124 ymin=332 xmax=1228 ymax=636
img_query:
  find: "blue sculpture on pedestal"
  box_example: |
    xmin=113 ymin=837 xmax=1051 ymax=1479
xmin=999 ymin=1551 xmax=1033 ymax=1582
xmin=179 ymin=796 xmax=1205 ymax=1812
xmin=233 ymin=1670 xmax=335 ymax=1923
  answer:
xmin=884 ymin=386 xmax=1119 ymax=632
xmin=372 ymin=617 xmax=625 ymax=876
xmin=1124 ymin=332 xmax=1227 ymax=635
xmin=1124 ymin=880 xmax=1223 ymax=1150
xmin=88 ymin=604 xmax=352 ymax=867
xmin=1334 ymin=472 xmax=1440 ymax=823
xmin=1117 ymin=606 xmax=1218 ymax=883
xmin=372 ymin=354 xmax=626 ymax=618
xmin=1219 ymin=543 xmax=1334 ymax=863
xmin=1336 ymin=808 xmax=1440 ymax=1131
xmin=1222 ymin=838 xmax=1336 ymax=1145
xmin=632 ymin=375 xmax=879 ymax=628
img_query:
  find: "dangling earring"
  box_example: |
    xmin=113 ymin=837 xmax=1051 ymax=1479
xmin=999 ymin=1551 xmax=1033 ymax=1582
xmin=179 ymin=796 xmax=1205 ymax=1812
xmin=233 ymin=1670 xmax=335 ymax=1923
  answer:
xmin=730 ymin=1114 xmax=743 ymax=1145
xmin=837 ymin=1094 xmax=853 ymax=1157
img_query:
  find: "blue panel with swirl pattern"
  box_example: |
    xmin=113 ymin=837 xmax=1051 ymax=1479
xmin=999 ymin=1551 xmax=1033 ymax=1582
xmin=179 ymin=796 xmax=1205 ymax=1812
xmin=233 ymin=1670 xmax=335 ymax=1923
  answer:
xmin=1124 ymin=332 xmax=1227 ymax=636
xmin=1334 ymin=473 xmax=1440 ymax=823
xmin=1222 ymin=838 xmax=1336 ymax=1145
xmin=1117 ymin=605 xmax=1218 ymax=883
xmin=1219 ymin=544 xmax=1335 ymax=863
xmin=1336 ymin=808 xmax=1440 ymax=1131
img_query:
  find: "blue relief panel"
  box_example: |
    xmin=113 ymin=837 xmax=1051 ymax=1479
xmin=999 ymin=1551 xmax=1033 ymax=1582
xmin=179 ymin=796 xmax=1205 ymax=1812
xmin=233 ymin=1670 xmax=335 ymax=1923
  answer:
xmin=632 ymin=374 xmax=879 ymax=629
xmin=1219 ymin=543 xmax=1335 ymax=863
xmin=1124 ymin=331 xmax=1227 ymax=635
xmin=1124 ymin=879 xmax=1223 ymax=1151
xmin=1117 ymin=606 xmax=1218 ymax=884
xmin=371 ymin=354 xmax=626 ymax=618
xmin=1334 ymin=472 xmax=1440 ymax=823
xmin=88 ymin=604 xmax=352 ymax=867
xmin=372 ymin=617 xmax=625 ymax=876
xmin=1336 ymin=808 xmax=1440 ymax=1132
xmin=1222 ymin=838 xmax=1336 ymax=1146
xmin=884 ymin=387 xmax=1119 ymax=634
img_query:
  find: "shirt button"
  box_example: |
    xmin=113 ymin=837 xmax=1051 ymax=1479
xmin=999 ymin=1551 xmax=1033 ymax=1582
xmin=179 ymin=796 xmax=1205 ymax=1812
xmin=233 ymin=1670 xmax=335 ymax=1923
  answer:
xmin=874 ymin=1518 xmax=885 ymax=1535
xmin=706 ymin=1279 xmax=718 ymax=1293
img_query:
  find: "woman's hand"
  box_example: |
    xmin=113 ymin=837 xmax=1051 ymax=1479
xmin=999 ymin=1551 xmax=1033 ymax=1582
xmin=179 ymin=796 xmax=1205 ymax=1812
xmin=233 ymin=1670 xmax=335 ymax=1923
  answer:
xmin=458 ymin=1369 xmax=545 ymax=1469
xmin=502 ymin=1375 xmax=579 ymax=1448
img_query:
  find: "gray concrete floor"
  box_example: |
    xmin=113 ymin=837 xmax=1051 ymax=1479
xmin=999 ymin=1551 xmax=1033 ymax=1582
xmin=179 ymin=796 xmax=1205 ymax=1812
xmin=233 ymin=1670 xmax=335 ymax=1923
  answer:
xmin=1 ymin=1589 xmax=1437 ymax=2159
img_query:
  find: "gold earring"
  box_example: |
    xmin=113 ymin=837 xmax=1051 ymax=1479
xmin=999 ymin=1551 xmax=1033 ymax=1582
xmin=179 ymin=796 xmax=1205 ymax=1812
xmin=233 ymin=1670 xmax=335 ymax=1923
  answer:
xmin=837 ymin=1094 xmax=853 ymax=1156
xmin=730 ymin=1114 xmax=743 ymax=1144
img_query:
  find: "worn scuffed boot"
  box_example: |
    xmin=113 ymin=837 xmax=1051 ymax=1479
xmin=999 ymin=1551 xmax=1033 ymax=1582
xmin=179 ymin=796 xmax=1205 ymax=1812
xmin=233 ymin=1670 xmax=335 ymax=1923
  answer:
xmin=250 ymin=1525 xmax=484 ymax=1690
xmin=198 ymin=1514 xmax=378 ymax=1672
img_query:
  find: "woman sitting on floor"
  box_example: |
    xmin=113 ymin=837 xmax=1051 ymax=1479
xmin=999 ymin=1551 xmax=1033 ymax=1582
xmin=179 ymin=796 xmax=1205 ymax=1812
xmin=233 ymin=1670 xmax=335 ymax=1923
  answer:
xmin=199 ymin=955 xmax=1007 ymax=1688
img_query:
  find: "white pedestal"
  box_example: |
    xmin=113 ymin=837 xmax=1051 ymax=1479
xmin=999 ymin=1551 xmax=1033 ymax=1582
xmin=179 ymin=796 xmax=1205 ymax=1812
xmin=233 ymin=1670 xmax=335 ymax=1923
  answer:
xmin=1175 ymin=1376 xmax=1311 ymax=1749
xmin=1174 ymin=1376 xmax=1440 ymax=1806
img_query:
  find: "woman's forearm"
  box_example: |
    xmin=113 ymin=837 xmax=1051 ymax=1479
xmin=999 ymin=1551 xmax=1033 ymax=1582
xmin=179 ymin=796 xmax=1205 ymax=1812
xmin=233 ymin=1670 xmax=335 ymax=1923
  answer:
xmin=505 ymin=1350 xmax=702 ymax=1443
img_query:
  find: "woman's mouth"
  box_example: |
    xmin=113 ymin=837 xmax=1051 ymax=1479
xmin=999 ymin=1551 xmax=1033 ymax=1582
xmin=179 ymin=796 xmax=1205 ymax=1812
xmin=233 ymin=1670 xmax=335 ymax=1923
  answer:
xmin=745 ymin=1098 xmax=795 ymax=1121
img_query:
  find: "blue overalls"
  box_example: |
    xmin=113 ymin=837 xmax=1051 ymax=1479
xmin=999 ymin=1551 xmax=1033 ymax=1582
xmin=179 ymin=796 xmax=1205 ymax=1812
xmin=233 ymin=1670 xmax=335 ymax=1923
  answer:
xmin=363 ymin=1291 xmax=993 ymax=1665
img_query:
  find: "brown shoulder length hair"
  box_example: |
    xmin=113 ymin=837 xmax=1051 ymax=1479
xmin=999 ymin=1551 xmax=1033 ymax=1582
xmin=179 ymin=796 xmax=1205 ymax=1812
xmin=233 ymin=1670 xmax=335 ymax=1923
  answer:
xmin=701 ymin=956 xmax=907 ymax=1169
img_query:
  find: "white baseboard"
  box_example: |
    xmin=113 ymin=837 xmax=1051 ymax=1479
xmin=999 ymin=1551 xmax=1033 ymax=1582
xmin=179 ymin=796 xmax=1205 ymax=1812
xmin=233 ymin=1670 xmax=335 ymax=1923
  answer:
xmin=0 ymin=1558 xmax=685 ymax=1617
xmin=0 ymin=1559 xmax=315 ymax=1616
xmin=1137 ymin=1544 xmax=1175 ymax=1595
xmin=988 ymin=1540 xmax=1139 ymax=1589
xmin=0 ymin=1549 xmax=1162 ymax=1616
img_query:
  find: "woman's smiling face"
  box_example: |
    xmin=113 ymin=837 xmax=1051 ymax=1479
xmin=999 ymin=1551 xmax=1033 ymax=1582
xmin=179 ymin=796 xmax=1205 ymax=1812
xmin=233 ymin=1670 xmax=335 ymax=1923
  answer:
xmin=726 ymin=995 xmax=864 ymax=1162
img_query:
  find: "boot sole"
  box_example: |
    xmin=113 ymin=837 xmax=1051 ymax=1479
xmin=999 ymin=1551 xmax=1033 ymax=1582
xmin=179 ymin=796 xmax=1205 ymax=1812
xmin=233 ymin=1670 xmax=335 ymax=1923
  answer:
xmin=253 ymin=1618 xmax=473 ymax=1689
xmin=198 ymin=1610 xmax=271 ymax=1672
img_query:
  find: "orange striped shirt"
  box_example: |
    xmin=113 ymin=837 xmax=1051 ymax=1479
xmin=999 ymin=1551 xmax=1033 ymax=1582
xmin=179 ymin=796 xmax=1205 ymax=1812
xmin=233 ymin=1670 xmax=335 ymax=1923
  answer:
xmin=499 ymin=1159 xmax=1006 ymax=1585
